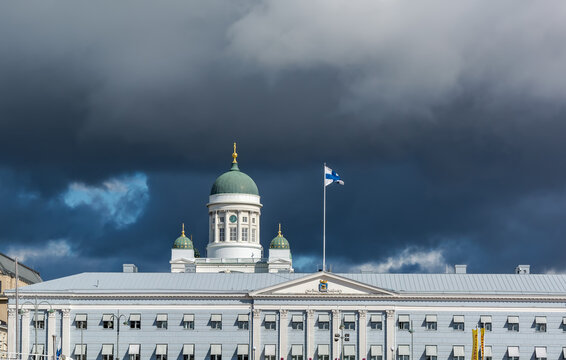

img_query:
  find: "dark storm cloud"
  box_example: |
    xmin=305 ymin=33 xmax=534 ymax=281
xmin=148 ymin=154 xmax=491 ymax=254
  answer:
xmin=1 ymin=0 xmax=566 ymax=278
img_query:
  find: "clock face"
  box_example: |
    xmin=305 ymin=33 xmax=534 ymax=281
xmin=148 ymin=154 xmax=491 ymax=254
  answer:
xmin=229 ymin=215 xmax=237 ymax=223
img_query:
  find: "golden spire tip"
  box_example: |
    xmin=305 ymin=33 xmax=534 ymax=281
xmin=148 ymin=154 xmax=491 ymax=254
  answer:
xmin=232 ymin=142 xmax=238 ymax=163
xmin=182 ymin=223 xmax=185 ymax=237
xmin=278 ymin=223 xmax=282 ymax=236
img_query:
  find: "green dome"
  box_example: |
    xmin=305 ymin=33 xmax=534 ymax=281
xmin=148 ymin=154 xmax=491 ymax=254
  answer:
xmin=210 ymin=162 xmax=259 ymax=196
xmin=173 ymin=234 xmax=194 ymax=249
xmin=270 ymin=225 xmax=290 ymax=249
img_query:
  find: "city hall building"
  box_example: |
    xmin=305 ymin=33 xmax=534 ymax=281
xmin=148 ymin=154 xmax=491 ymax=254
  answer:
xmin=7 ymin=147 xmax=566 ymax=360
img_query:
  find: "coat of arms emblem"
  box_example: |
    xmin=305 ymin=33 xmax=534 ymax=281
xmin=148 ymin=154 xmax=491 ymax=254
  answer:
xmin=319 ymin=280 xmax=328 ymax=292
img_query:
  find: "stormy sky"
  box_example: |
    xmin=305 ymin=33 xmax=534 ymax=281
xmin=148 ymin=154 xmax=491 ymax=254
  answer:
xmin=2 ymin=0 xmax=566 ymax=280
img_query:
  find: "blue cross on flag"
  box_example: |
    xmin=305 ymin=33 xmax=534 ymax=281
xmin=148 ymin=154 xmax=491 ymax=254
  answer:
xmin=324 ymin=166 xmax=344 ymax=186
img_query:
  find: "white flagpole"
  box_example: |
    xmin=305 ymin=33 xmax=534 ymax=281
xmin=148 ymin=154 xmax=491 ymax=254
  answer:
xmin=323 ymin=163 xmax=326 ymax=272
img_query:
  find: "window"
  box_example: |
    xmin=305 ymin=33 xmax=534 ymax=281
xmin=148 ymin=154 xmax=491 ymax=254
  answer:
xmin=211 ymin=314 xmax=222 ymax=329
xmin=183 ymin=314 xmax=194 ymax=329
xmin=343 ymin=314 xmax=356 ymax=330
xmin=102 ymin=345 xmax=114 ymax=360
xmin=32 ymin=344 xmax=45 ymax=360
xmin=183 ymin=345 xmax=194 ymax=360
xmin=219 ymin=217 xmax=224 ymax=223
xmin=102 ymin=314 xmax=114 ymax=329
xmin=252 ymin=229 xmax=256 ymax=242
xmin=156 ymin=345 xmax=167 ymax=360
xmin=562 ymin=318 xmax=566 ymax=331
xmin=535 ymin=317 xmax=546 ymax=332
xmin=237 ymin=345 xmax=249 ymax=360
xmin=480 ymin=316 xmax=492 ymax=331
xmin=156 ymin=314 xmax=168 ymax=329
xmin=76 ymin=314 xmax=87 ymax=329
xmin=370 ymin=345 xmax=382 ymax=360
xmin=230 ymin=227 xmax=237 ymax=241
xmin=242 ymin=228 xmax=248 ymax=242
xmin=318 ymin=345 xmax=329 ymax=360
xmin=219 ymin=228 xmax=225 ymax=242
xmin=129 ymin=345 xmax=140 ymax=360
xmin=535 ymin=347 xmax=547 ymax=360
xmin=398 ymin=315 xmax=410 ymax=330
xmin=238 ymin=314 xmax=249 ymax=330
xmin=33 ymin=313 xmax=45 ymax=329
xmin=507 ymin=346 xmax=520 ymax=360
xmin=212 ymin=216 xmax=215 ymax=224
xmin=370 ymin=314 xmax=382 ymax=330
xmin=252 ymin=217 xmax=256 ymax=224
xmin=426 ymin=346 xmax=437 ymax=360
xmin=75 ymin=345 xmax=86 ymax=360
xmin=483 ymin=346 xmax=492 ymax=360
xmin=291 ymin=345 xmax=303 ymax=360
xmin=453 ymin=346 xmax=465 ymax=360
xmin=508 ymin=316 xmax=519 ymax=332
xmin=265 ymin=314 xmax=276 ymax=330
xmin=242 ymin=216 xmax=248 ymax=223
xmin=344 ymin=345 xmax=356 ymax=360
xmin=129 ymin=314 xmax=141 ymax=329
xmin=291 ymin=315 xmax=303 ymax=330
xmin=425 ymin=315 xmax=437 ymax=330
xmin=398 ymin=345 xmax=410 ymax=360
xmin=265 ymin=345 xmax=276 ymax=360
xmin=453 ymin=315 xmax=464 ymax=331
xmin=211 ymin=345 xmax=222 ymax=360
xmin=318 ymin=314 xmax=330 ymax=330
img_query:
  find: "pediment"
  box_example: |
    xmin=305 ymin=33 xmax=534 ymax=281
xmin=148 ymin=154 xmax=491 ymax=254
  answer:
xmin=250 ymin=272 xmax=397 ymax=297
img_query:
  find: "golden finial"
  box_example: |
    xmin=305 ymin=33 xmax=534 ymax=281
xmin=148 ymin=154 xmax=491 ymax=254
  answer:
xmin=232 ymin=142 xmax=238 ymax=163
xmin=278 ymin=223 xmax=282 ymax=237
xmin=190 ymin=234 xmax=193 ymax=241
xmin=182 ymin=223 xmax=185 ymax=237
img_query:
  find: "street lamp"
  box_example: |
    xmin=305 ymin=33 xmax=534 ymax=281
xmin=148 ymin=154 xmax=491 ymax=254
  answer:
xmin=109 ymin=312 xmax=128 ymax=360
xmin=19 ymin=296 xmax=54 ymax=360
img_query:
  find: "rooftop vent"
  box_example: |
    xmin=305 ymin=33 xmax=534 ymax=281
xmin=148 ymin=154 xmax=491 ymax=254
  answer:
xmin=515 ymin=265 xmax=530 ymax=274
xmin=123 ymin=264 xmax=138 ymax=273
xmin=455 ymin=265 xmax=467 ymax=274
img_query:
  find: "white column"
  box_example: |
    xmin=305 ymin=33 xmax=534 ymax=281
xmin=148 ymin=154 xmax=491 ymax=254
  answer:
xmin=332 ymin=310 xmax=340 ymax=360
xmin=7 ymin=308 xmax=16 ymax=355
xmin=385 ymin=311 xmax=395 ymax=360
xmin=257 ymin=211 xmax=261 ymax=245
xmin=358 ymin=310 xmax=367 ymax=360
xmin=21 ymin=310 xmax=30 ymax=360
xmin=279 ymin=310 xmax=288 ymax=360
xmin=47 ymin=311 xmax=56 ymax=357
xmin=306 ymin=310 xmax=315 ymax=360
xmin=253 ymin=309 xmax=261 ymax=360
xmin=214 ymin=211 xmax=219 ymax=243
xmin=237 ymin=210 xmax=241 ymax=242
xmin=62 ymin=309 xmax=71 ymax=357
xmin=225 ymin=212 xmax=229 ymax=241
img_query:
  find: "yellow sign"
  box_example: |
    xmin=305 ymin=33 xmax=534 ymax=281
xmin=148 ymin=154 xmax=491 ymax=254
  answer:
xmin=481 ymin=328 xmax=485 ymax=360
xmin=472 ymin=329 xmax=478 ymax=360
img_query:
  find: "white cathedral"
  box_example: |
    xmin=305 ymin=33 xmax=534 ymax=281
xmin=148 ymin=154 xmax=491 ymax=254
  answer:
xmin=169 ymin=144 xmax=293 ymax=274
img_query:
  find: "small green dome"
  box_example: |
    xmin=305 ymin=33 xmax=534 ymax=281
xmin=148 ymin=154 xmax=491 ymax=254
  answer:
xmin=173 ymin=234 xmax=194 ymax=249
xmin=270 ymin=224 xmax=290 ymax=249
xmin=210 ymin=162 xmax=259 ymax=196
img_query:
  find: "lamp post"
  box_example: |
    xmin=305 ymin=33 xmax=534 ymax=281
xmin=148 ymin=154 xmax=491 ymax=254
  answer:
xmin=408 ymin=321 xmax=414 ymax=360
xmin=19 ymin=296 xmax=54 ymax=360
xmin=110 ymin=312 xmax=128 ymax=360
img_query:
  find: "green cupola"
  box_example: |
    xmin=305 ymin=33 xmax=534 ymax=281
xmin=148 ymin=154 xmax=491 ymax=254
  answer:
xmin=173 ymin=224 xmax=194 ymax=249
xmin=270 ymin=223 xmax=290 ymax=249
xmin=210 ymin=143 xmax=259 ymax=196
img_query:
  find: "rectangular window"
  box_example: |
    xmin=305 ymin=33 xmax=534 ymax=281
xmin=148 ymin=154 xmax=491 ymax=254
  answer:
xmin=33 ymin=313 xmax=45 ymax=329
xmin=483 ymin=346 xmax=492 ymax=360
xmin=535 ymin=317 xmax=546 ymax=332
xmin=237 ymin=345 xmax=249 ymax=360
xmin=398 ymin=345 xmax=410 ymax=360
xmin=129 ymin=314 xmax=141 ymax=329
xmin=242 ymin=228 xmax=249 ymax=242
xmin=265 ymin=314 xmax=276 ymax=330
xmin=75 ymin=314 xmax=87 ymax=329
xmin=508 ymin=316 xmax=519 ymax=332
xmin=252 ymin=217 xmax=256 ymax=224
xmin=370 ymin=345 xmax=382 ymax=360
xmin=343 ymin=314 xmax=356 ymax=330
xmin=426 ymin=346 xmax=437 ymax=360
xmin=265 ymin=345 xmax=276 ymax=360
xmin=292 ymin=345 xmax=303 ymax=360
xmin=318 ymin=314 xmax=330 ymax=330
xmin=344 ymin=345 xmax=356 ymax=360
xmin=102 ymin=345 xmax=114 ymax=360
xmin=535 ymin=347 xmax=546 ymax=360
xmin=252 ymin=229 xmax=256 ymax=242
xmin=219 ymin=228 xmax=225 ymax=242
xmin=128 ymin=345 xmax=140 ymax=360
xmin=156 ymin=314 xmax=168 ymax=329
xmin=243 ymin=216 xmax=248 ymax=223
xmin=370 ymin=315 xmax=382 ymax=330
xmin=211 ymin=314 xmax=222 ymax=329
xmin=453 ymin=346 xmax=465 ymax=360
xmin=156 ymin=345 xmax=167 ymax=360
xmin=183 ymin=314 xmax=194 ymax=330
xmin=102 ymin=314 xmax=114 ymax=329
xmin=230 ymin=227 xmax=237 ymax=241
xmin=75 ymin=345 xmax=86 ymax=360
xmin=238 ymin=314 xmax=249 ymax=330
xmin=425 ymin=315 xmax=437 ymax=330
xmin=398 ymin=315 xmax=410 ymax=330
xmin=318 ymin=345 xmax=329 ymax=360
xmin=211 ymin=345 xmax=222 ymax=360
xmin=453 ymin=315 xmax=465 ymax=331
xmin=32 ymin=344 xmax=45 ymax=360
xmin=183 ymin=344 xmax=194 ymax=360
xmin=507 ymin=346 xmax=520 ymax=360
xmin=291 ymin=315 xmax=303 ymax=330
xmin=480 ymin=316 xmax=492 ymax=331
xmin=219 ymin=217 xmax=224 ymax=223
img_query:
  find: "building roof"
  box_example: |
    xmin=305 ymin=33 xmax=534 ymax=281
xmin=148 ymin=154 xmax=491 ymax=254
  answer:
xmin=8 ymin=272 xmax=566 ymax=296
xmin=0 ymin=252 xmax=42 ymax=285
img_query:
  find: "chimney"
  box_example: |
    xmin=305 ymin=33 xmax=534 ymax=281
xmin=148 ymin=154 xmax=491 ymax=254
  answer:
xmin=123 ymin=264 xmax=138 ymax=273
xmin=515 ymin=265 xmax=530 ymax=274
xmin=455 ymin=265 xmax=467 ymax=274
